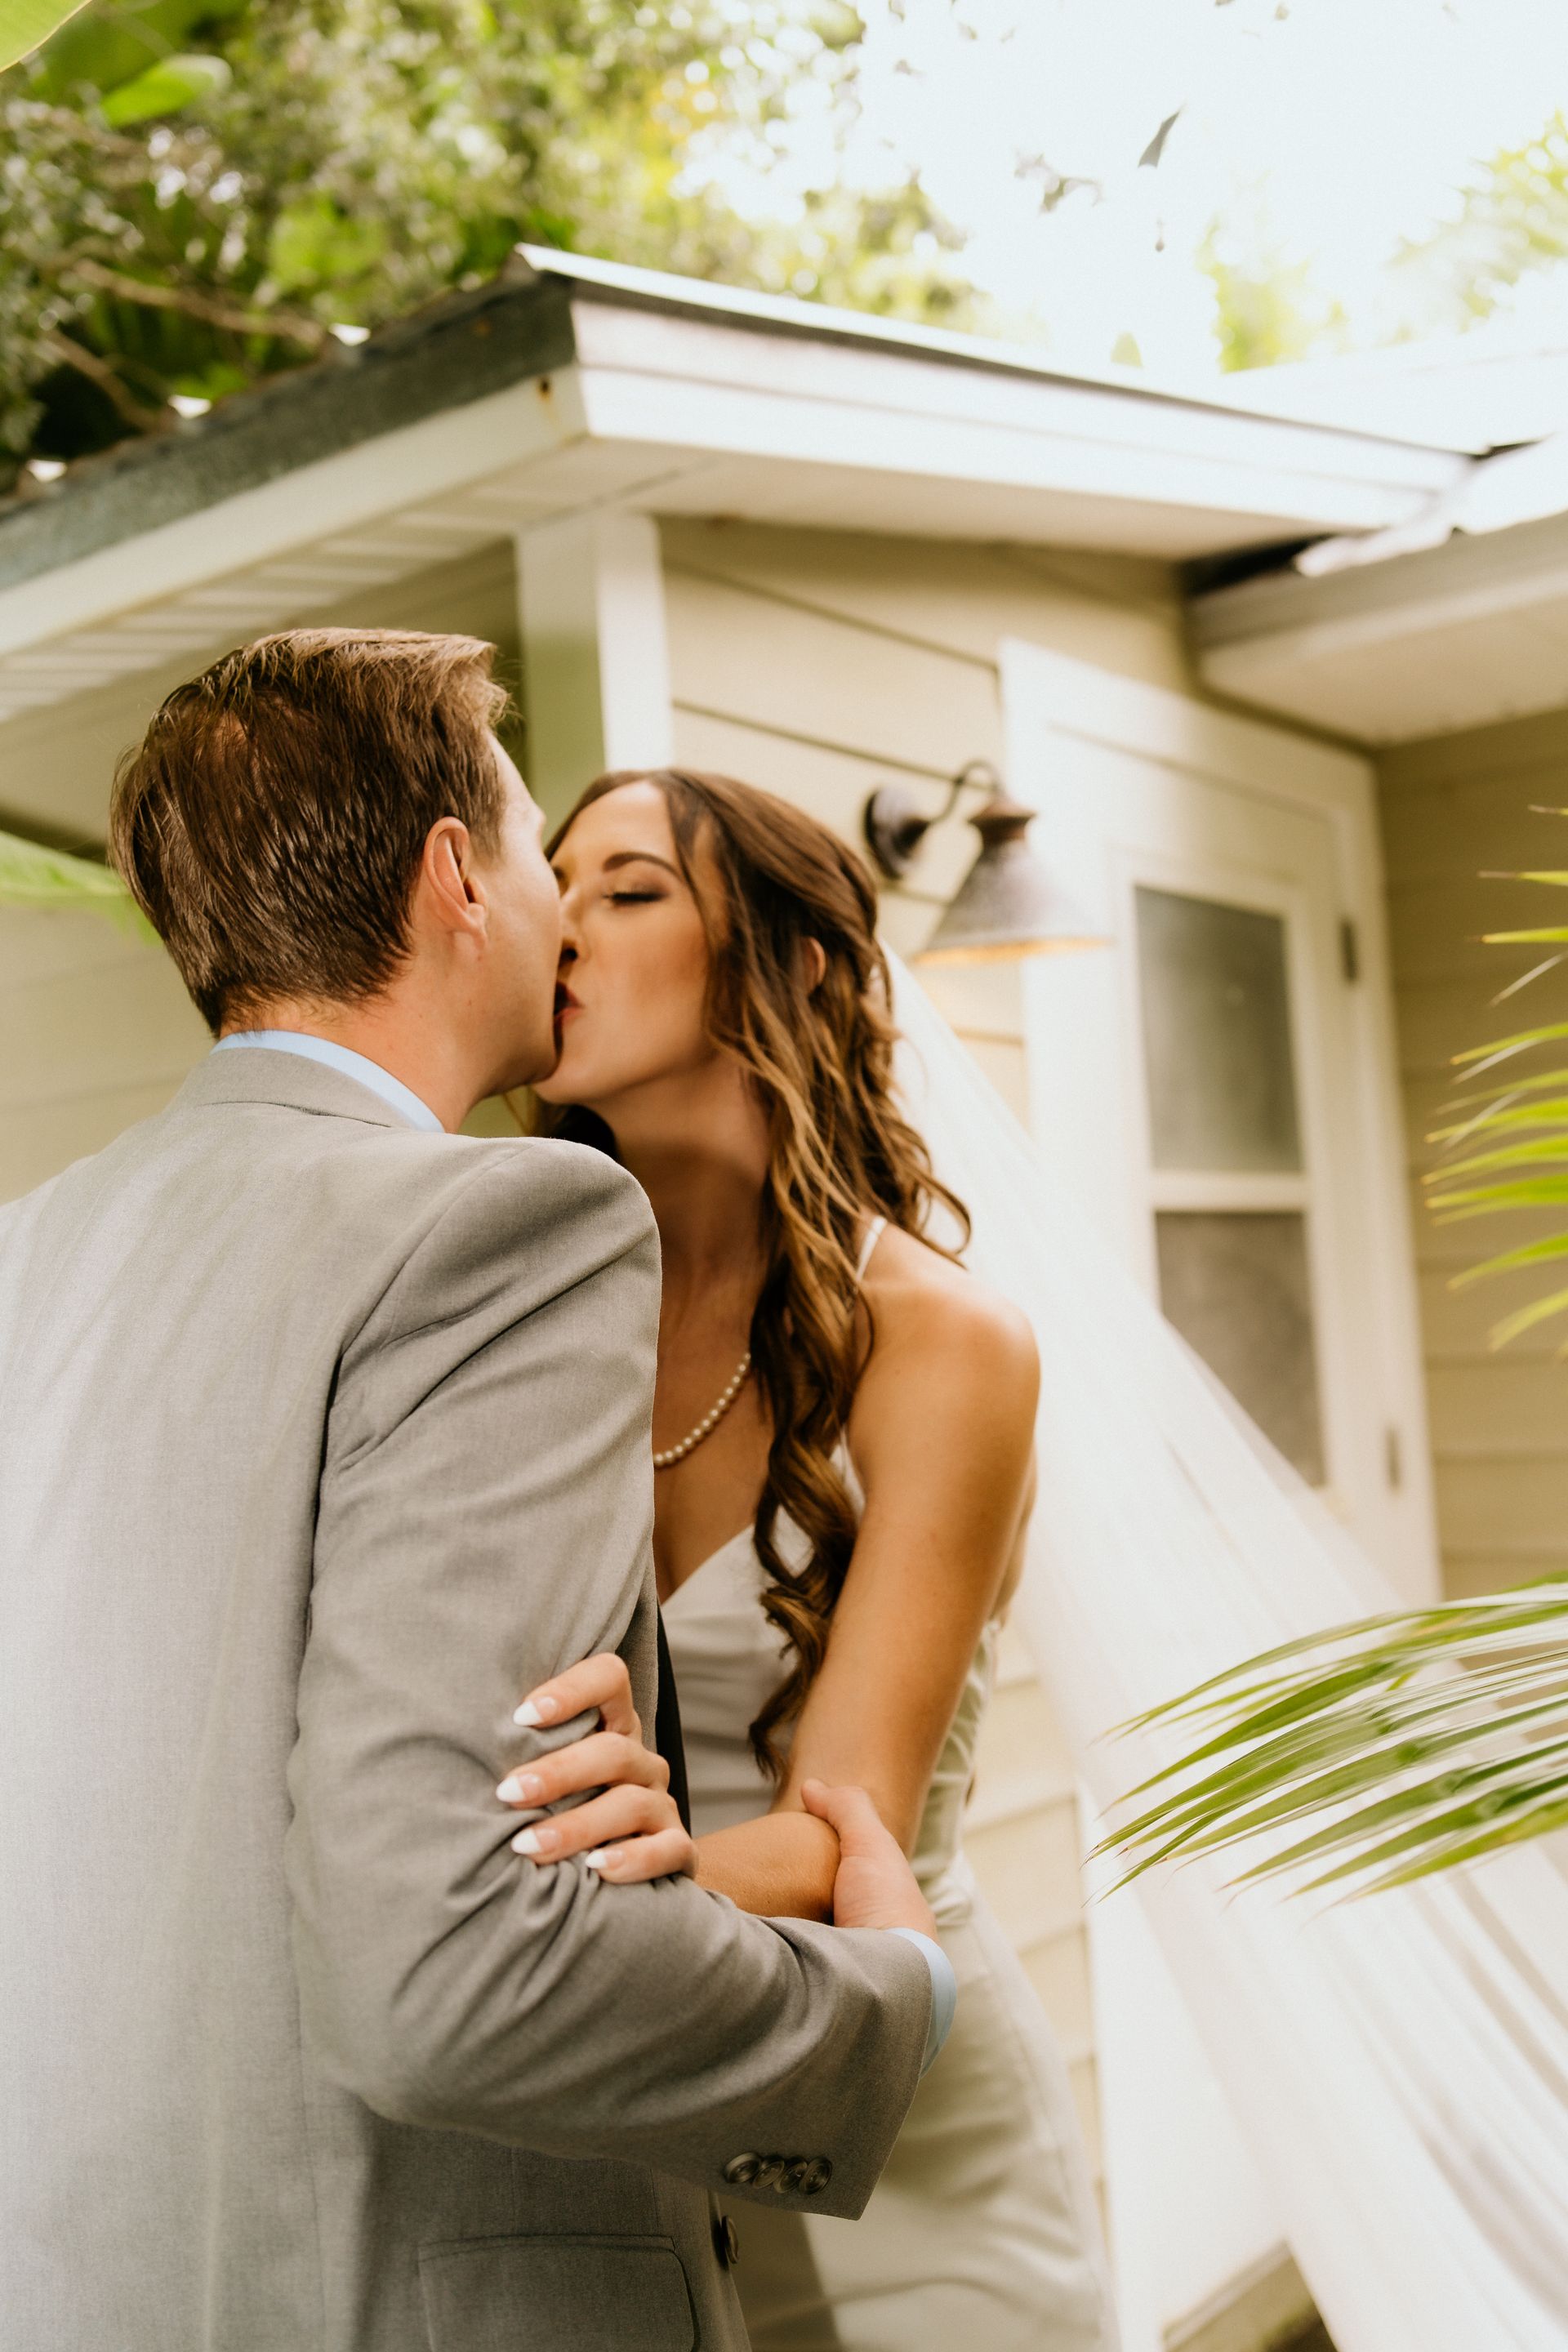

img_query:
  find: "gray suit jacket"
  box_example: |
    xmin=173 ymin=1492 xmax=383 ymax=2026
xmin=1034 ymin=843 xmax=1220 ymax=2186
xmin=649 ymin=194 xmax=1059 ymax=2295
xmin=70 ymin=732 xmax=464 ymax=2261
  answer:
xmin=0 ymin=1049 xmax=929 ymax=2352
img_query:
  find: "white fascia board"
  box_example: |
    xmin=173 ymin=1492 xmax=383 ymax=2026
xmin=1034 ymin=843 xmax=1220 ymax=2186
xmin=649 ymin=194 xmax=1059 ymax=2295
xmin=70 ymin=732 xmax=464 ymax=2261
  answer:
xmin=0 ymin=370 xmax=589 ymax=662
xmin=571 ymin=304 xmax=1461 ymax=537
xmin=531 ymin=246 xmax=1470 ymax=466
xmin=582 ymin=363 xmax=1432 ymax=537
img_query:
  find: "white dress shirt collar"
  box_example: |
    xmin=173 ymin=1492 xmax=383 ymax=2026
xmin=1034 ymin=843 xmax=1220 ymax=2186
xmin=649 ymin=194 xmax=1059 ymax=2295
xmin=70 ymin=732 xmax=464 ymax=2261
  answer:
xmin=213 ymin=1031 xmax=445 ymax=1134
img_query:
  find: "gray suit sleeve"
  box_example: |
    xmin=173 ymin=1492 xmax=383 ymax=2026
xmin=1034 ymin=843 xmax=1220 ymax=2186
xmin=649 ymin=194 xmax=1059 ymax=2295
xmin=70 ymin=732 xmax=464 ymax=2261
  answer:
xmin=286 ymin=1142 xmax=929 ymax=2218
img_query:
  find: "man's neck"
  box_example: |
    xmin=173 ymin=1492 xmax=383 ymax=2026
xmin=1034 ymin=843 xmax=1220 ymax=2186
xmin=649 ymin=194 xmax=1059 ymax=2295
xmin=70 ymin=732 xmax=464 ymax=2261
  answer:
xmin=226 ymin=996 xmax=481 ymax=1134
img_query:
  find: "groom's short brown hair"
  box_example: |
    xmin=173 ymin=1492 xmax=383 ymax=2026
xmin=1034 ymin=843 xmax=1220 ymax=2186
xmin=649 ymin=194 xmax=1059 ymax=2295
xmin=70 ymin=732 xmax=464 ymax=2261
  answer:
xmin=109 ymin=628 xmax=510 ymax=1034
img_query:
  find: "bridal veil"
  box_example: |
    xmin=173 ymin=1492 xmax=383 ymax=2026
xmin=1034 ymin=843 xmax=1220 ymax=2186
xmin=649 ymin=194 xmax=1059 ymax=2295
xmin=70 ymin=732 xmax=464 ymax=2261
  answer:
xmin=891 ymin=951 xmax=1568 ymax=2352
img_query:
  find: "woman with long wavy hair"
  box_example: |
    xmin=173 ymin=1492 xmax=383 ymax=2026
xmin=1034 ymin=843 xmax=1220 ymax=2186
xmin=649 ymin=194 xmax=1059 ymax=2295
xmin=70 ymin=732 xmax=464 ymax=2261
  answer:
xmin=500 ymin=767 xmax=1116 ymax=2351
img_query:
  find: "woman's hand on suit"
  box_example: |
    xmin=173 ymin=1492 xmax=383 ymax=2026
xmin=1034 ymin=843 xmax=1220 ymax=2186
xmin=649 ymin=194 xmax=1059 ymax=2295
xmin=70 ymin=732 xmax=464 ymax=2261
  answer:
xmin=497 ymin=1652 xmax=697 ymax=1884
xmin=501 ymin=1655 xmax=938 ymax=1938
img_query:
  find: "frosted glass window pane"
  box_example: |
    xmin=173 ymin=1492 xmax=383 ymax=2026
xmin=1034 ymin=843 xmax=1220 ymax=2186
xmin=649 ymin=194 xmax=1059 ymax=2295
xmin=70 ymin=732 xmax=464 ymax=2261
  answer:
xmin=1136 ymin=887 xmax=1303 ymax=1173
xmin=1156 ymin=1211 xmax=1325 ymax=1485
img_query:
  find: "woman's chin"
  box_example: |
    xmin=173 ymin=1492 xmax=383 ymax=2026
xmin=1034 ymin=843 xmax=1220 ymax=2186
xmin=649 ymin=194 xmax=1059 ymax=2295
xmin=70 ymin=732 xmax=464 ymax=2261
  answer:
xmin=532 ymin=1053 xmax=594 ymax=1111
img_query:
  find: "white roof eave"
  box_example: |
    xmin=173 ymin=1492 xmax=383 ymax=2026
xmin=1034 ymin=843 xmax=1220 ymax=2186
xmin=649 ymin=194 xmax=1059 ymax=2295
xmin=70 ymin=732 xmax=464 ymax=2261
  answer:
xmin=1192 ymin=497 xmax=1568 ymax=742
xmin=0 ymin=258 xmax=1471 ymax=729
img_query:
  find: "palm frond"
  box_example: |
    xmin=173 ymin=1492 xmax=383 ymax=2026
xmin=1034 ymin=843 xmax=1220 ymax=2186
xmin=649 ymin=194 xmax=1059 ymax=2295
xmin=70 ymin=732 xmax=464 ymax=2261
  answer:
xmin=1097 ymin=1583 xmax=1568 ymax=1899
xmin=1486 ymin=1283 xmax=1568 ymax=1348
xmin=1452 ymin=1022 xmax=1568 ymax=1071
xmin=0 ymin=831 xmax=151 ymax=937
xmin=1426 ymin=1134 xmax=1568 ymax=1179
xmin=1428 ymin=1097 xmax=1568 ymax=1141
xmin=1437 ymin=1067 xmax=1568 ymax=1109
xmin=1413 ymin=814 xmax=1568 ymax=1345
xmin=1431 ymin=1183 xmax=1568 ymax=1222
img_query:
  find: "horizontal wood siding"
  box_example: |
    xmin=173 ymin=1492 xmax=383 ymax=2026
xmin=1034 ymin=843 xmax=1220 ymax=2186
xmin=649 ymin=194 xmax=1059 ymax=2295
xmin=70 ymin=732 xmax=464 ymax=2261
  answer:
xmin=1379 ymin=706 xmax=1568 ymax=1598
xmin=0 ymin=909 xmax=209 ymax=1202
xmin=662 ymin=516 xmax=1196 ymax=2191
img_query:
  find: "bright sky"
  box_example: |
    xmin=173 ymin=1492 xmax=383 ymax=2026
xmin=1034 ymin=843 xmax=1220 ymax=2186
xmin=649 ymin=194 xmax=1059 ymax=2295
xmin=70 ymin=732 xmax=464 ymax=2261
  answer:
xmin=710 ymin=0 xmax=1568 ymax=380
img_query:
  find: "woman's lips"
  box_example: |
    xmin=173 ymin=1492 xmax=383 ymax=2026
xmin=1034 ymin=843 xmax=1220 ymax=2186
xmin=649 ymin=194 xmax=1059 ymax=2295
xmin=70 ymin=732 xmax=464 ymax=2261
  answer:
xmin=553 ymin=985 xmax=583 ymax=1028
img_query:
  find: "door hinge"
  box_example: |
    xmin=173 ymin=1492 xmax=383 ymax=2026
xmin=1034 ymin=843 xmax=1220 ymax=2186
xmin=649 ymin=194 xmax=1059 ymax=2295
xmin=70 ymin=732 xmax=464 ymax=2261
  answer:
xmin=1339 ymin=918 xmax=1361 ymax=983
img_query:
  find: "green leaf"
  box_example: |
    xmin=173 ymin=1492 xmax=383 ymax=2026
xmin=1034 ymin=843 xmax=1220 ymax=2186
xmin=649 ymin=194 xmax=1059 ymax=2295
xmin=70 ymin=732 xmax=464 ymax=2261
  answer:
xmin=1452 ymin=1022 xmax=1568 ymax=1067
xmin=1107 ymin=1660 xmax=1568 ymax=1864
xmin=99 ymin=50 xmax=230 ymax=124
xmin=1488 ymin=1282 xmax=1568 ymax=1347
xmin=1428 ymin=1177 xmax=1568 ymax=1218
xmin=1106 ymin=1698 xmax=1568 ymax=1890
xmin=1098 ymin=1581 xmax=1568 ymax=1900
xmin=1295 ymin=1774 xmax=1568 ymax=1897
xmin=1116 ymin=1584 xmax=1568 ymax=1737
xmin=33 ymin=0 xmax=244 ymax=103
xmin=1100 ymin=1580 xmax=1568 ymax=1891
xmin=1348 ymin=1791 xmax=1568 ymax=1895
xmin=1446 ymin=1232 xmax=1568 ymax=1284
xmin=1429 ymin=1098 xmax=1568 ymax=1143
xmin=0 ymin=0 xmax=91 ymax=72
xmin=1232 ymin=1739 xmax=1568 ymax=1882
xmin=1423 ymin=1134 xmax=1568 ymax=1179
xmin=0 ymin=831 xmax=152 ymax=937
xmin=1437 ymin=1068 xmax=1568 ymax=1112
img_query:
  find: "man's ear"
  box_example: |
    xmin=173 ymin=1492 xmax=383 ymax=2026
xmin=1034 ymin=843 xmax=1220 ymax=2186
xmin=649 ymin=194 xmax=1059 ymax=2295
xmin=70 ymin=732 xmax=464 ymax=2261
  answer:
xmin=801 ymin=937 xmax=827 ymax=991
xmin=417 ymin=817 xmax=485 ymax=937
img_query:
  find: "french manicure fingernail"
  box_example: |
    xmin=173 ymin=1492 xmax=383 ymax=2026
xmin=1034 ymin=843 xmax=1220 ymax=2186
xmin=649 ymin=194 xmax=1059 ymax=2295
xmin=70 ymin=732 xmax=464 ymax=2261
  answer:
xmin=512 ymin=1827 xmax=553 ymax=1855
xmin=497 ymin=1775 xmax=523 ymax=1802
xmin=586 ymin=1848 xmax=621 ymax=1871
xmin=514 ymin=1695 xmax=556 ymax=1726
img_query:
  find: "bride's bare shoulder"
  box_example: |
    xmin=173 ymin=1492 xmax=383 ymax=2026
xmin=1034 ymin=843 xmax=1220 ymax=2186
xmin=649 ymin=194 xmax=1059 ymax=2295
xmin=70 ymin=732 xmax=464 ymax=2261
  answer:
xmin=860 ymin=1224 xmax=1036 ymax=1390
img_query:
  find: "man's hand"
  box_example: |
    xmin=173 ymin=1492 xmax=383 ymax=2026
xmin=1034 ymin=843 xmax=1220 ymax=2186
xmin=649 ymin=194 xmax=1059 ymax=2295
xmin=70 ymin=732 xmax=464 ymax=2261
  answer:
xmin=800 ymin=1780 xmax=937 ymax=1938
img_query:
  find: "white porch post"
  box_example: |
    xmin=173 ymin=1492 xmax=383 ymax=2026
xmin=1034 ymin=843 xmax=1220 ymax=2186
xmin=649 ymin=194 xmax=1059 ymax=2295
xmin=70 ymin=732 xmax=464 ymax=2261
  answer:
xmin=514 ymin=510 xmax=675 ymax=831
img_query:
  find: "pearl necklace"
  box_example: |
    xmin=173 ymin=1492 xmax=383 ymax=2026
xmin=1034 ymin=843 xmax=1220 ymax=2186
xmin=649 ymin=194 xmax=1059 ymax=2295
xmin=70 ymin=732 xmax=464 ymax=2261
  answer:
xmin=653 ymin=1351 xmax=752 ymax=1471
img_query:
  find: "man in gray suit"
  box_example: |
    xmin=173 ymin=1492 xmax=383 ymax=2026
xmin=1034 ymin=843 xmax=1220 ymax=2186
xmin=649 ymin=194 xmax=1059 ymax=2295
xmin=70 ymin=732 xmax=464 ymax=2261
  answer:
xmin=0 ymin=630 xmax=947 ymax=2352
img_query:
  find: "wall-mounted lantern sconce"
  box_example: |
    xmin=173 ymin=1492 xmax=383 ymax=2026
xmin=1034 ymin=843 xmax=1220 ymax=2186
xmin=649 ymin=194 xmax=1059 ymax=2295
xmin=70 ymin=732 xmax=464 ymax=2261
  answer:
xmin=862 ymin=760 xmax=1110 ymax=966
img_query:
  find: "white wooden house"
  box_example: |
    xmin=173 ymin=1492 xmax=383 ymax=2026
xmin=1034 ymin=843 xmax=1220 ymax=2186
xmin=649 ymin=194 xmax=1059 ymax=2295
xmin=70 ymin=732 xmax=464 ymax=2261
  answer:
xmin=5 ymin=247 xmax=1563 ymax=2352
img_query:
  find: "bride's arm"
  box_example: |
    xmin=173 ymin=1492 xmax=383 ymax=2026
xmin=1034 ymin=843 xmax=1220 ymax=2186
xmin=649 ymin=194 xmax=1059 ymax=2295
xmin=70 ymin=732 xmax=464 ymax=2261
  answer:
xmin=769 ymin=1253 xmax=1037 ymax=1844
xmin=500 ymin=1252 xmax=1038 ymax=1917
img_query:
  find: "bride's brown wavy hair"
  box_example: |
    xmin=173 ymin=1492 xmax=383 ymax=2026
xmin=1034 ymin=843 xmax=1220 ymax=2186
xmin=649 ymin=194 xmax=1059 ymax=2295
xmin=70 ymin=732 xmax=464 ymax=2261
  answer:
xmin=537 ymin=767 xmax=970 ymax=1775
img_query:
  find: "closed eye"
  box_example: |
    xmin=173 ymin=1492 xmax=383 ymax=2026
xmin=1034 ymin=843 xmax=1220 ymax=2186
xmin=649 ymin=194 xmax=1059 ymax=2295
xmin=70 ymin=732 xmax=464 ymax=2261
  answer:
xmin=606 ymin=889 xmax=663 ymax=905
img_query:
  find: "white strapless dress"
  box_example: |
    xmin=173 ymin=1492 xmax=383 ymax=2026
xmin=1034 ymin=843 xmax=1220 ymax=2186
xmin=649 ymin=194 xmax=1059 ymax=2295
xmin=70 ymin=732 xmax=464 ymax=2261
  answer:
xmin=665 ymin=1436 xmax=1120 ymax=2349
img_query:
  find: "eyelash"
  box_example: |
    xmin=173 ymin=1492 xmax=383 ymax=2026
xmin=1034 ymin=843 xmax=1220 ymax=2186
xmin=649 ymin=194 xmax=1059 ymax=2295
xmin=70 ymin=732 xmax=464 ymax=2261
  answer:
xmin=606 ymin=889 xmax=662 ymax=905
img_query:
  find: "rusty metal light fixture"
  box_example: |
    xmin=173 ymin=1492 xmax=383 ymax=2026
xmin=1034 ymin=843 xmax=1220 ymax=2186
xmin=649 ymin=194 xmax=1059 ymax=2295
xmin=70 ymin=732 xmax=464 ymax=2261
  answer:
xmin=862 ymin=760 xmax=1109 ymax=966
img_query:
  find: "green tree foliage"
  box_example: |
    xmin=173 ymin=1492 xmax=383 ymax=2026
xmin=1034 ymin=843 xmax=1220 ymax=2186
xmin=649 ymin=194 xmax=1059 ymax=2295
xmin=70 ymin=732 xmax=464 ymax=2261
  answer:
xmin=0 ymin=0 xmax=969 ymax=483
xmin=1394 ymin=114 xmax=1568 ymax=336
xmin=1198 ymin=210 xmax=1347 ymax=374
xmin=1196 ymin=114 xmax=1568 ymax=373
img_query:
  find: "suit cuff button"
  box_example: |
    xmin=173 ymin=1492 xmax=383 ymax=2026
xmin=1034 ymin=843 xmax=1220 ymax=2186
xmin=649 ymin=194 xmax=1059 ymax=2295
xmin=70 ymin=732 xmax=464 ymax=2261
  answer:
xmin=799 ymin=2157 xmax=833 ymax=2197
xmin=722 ymin=2153 xmax=761 ymax=2187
